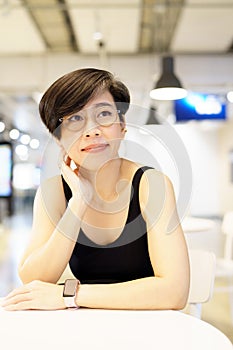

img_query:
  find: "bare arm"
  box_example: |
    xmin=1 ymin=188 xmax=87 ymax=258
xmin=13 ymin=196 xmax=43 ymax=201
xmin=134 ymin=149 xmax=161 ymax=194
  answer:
xmin=75 ymin=170 xmax=190 ymax=310
xmin=18 ymin=155 xmax=92 ymax=284
xmin=18 ymin=180 xmax=84 ymax=283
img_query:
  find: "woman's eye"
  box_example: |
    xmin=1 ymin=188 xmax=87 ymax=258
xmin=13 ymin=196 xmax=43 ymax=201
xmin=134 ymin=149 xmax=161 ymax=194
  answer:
xmin=68 ymin=114 xmax=84 ymax=122
xmin=98 ymin=110 xmax=112 ymax=118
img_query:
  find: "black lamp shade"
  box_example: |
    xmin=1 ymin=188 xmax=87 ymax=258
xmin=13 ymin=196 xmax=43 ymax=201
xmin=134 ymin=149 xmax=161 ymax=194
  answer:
xmin=150 ymin=56 xmax=187 ymax=100
xmin=156 ymin=56 xmax=183 ymax=89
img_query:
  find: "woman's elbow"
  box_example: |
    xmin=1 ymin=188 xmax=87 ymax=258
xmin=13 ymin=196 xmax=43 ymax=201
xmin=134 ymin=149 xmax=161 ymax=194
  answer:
xmin=172 ymin=279 xmax=190 ymax=310
xmin=172 ymin=294 xmax=189 ymax=310
xmin=148 ymin=276 xmax=190 ymax=310
xmin=18 ymin=260 xmax=36 ymax=284
xmin=18 ymin=264 xmax=30 ymax=284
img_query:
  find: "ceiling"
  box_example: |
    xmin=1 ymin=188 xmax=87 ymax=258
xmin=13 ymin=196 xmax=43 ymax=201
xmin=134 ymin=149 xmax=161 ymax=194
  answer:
xmin=0 ymin=0 xmax=233 ymax=165
xmin=0 ymin=0 xmax=232 ymax=56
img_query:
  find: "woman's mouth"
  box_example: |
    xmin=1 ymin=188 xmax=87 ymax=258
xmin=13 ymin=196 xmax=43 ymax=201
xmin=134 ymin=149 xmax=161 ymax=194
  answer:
xmin=81 ymin=143 xmax=109 ymax=153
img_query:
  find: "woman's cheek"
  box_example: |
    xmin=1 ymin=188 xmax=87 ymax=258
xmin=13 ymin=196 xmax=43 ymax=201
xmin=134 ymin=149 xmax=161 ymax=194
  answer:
xmin=60 ymin=133 xmax=81 ymax=154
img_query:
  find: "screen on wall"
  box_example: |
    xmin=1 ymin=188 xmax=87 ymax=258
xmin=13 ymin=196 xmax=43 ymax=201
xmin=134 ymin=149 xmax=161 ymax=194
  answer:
xmin=174 ymin=93 xmax=226 ymax=122
xmin=0 ymin=142 xmax=13 ymax=197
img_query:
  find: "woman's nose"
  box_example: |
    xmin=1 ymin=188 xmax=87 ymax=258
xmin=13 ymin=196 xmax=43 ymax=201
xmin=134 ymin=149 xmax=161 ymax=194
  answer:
xmin=84 ymin=127 xmax=101 ymax=138
xmin=83 ymin=113 xmax=101 ymax=137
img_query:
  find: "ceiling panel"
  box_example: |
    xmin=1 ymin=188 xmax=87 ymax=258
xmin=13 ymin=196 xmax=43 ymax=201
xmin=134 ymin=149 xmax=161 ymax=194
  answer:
xmin=0 ymin=0 xmax=46 ymax=54
xmin=186 ymin=0 xmax=232 ymax=4
xmin=67 ymin=0 xmax=140 ymax=6
xmin=67 ymin=0 xmax=141 ymax=54
xmin=23 ymin=0 xmax=77 ymax=52
xmin=140 ymin=0 xmax=184 ymax=53
xmin=171 ymin=2 xmax=233 ymax=53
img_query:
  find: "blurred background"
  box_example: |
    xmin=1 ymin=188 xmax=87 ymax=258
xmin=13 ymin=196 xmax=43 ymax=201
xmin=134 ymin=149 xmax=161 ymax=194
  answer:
xmin=0 ymin=0 xmax=233 ymax=341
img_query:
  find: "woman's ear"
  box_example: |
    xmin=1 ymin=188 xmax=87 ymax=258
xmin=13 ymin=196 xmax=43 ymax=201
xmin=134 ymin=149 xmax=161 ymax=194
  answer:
xmin=120 ymin=114 xmax=126 ymax=133
xmin=121 ymin=122 xmax=127 ymax=134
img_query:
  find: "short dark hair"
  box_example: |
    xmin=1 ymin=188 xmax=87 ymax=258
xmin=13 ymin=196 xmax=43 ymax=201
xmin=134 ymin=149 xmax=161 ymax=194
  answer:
xmin=39 ymin=68 xmax=130 ymax=138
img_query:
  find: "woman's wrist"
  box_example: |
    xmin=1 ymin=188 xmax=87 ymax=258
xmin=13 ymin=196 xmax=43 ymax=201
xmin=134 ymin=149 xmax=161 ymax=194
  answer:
xmin=75 ymin=283 xmax=86 ymax=307
xmin=57 ymin=205 xmax=82 ymax=242
xmin=68 ymin=196 xmax=87 ymax=217
xmin=63 ymin=279 xmax=81 ymax=308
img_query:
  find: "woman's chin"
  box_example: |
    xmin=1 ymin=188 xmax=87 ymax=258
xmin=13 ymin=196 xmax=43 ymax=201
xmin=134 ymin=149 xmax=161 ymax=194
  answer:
xmin=78 ymin=154 xmax=111 ymax=172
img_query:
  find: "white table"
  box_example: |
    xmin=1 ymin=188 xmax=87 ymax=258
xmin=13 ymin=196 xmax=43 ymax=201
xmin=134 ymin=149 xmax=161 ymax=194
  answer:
xmin=182 ymin=216 xmax=222 ymax=256
xmin=182 ymin=216 xmax=216 ymax=233
xmin=0 ymin=307 xmax=232 ymax=350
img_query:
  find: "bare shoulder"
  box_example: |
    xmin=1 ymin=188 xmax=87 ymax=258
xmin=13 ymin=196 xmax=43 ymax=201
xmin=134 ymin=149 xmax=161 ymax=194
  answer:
xmin=120 ymin=159 xmax=171 ymax=193
xmin=140 ymin=168 xmax=173 ymax=192
xmin=40 ymin=174 xmax=63 ymax=191
xmin=139 ymin=168 xmax=176 ymax=213
xmin=36 ymin=175 xmax=66 ymax=218
xmin=120 ymin=158 xmax=143 ymax=180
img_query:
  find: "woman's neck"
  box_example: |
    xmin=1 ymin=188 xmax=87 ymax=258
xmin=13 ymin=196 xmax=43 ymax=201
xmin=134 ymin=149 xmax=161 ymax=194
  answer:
xmin=79 ymin=158 xmax=123 ymax=202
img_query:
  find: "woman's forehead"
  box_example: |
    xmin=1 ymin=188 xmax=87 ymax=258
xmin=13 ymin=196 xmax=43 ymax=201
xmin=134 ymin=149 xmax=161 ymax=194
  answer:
xmin=84 ymin=90 xmax=114 ymax=109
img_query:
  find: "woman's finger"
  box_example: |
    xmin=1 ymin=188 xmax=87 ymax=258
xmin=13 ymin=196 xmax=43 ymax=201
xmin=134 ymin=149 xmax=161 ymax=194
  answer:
xmin=3 ymin=300 xmax=33 ymax=311
xmin=3 ymin=285 xmax=31 ymax=300
xmin=65 ymin=155 xmax=71 ymax=166
xmin=2 ymin=292 xmax=32 ymax=307
xmin=74 ymin=167 xmax=79 ymax=175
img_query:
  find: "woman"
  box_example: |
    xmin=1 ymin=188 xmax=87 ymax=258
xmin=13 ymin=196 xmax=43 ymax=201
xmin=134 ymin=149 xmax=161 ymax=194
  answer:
xmin=2 ymin=68 xmax=190 ymax=311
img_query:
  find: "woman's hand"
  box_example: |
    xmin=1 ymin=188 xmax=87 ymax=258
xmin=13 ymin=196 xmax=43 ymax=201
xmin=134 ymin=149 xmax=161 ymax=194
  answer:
xmin=1 ymin=281 xmax=66 ymax=311
xmin=61 ymin=154 xmax=93 ymax=205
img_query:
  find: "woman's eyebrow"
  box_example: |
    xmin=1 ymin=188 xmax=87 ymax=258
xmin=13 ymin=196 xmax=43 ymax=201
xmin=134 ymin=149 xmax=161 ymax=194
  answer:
xmin=66 ymin=102 xmax=114 ymax=117
xmin=92 ymin=102 xmax=114 ymax=108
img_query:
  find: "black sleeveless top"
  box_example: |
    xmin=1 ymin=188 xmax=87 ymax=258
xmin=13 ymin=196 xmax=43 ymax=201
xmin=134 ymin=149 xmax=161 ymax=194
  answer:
xmin=62 ymin=166 xmax=154 ymax=284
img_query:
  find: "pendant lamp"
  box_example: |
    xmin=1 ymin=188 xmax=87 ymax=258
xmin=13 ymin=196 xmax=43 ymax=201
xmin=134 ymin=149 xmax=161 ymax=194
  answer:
xmin=150 ymin=56 xmax=187 ymax=100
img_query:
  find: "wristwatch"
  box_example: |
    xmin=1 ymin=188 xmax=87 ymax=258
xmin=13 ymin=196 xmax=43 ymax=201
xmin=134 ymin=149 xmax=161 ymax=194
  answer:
xmin=63 ymin=279 xmax=80 ymax=308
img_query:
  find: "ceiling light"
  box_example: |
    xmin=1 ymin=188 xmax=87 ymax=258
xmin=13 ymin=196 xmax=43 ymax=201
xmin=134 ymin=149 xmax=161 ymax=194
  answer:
xmin=30 ymin=138 xmax=40 ymax=149
xmin=15 ymin=144 xmax=28 ymax=157
xmin=227 ymin=91 xmax=233 ymax=103
xmin=93 ymin=31 xmax=103 ymax=41
xmin=9 ymin=128 xmax=20 ymax=140
xmin=0 ymin=121 xmax=5 ymax=133
xmin=150 ymin=56 xmax=187 ymax=101
xmin=20 ymin=134 xmax=31 ymax=145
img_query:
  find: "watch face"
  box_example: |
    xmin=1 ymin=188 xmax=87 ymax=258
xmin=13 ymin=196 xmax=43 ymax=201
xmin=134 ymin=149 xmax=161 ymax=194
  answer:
xmin=63 ymin=279 xmax=78 ymax=297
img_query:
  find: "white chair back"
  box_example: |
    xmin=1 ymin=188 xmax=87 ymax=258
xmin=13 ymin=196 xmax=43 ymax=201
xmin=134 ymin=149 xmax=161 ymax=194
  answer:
xmin=221 ymin=211 xmax=233 ymax=261
xmin=187 ymin=249 xmax=216 ymax=318
xmin=215 ymin=212 xmax=233 ymax=323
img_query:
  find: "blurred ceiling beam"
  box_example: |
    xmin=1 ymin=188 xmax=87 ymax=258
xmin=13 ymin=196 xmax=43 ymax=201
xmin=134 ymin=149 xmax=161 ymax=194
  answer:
xmin=21 ymin=0 xmax=78 ymax=52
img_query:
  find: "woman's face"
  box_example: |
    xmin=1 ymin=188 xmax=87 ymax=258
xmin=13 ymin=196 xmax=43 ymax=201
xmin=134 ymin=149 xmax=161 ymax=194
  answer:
xmin=59 ymin=90 xmax=125 ymax=171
